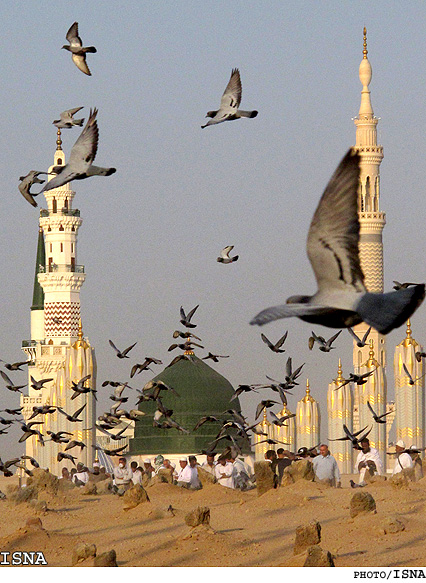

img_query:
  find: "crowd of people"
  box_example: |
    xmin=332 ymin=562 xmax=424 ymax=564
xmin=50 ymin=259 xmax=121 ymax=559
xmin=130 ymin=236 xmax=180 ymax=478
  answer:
xmin=55 ymin=438 xmax=423 ymax=494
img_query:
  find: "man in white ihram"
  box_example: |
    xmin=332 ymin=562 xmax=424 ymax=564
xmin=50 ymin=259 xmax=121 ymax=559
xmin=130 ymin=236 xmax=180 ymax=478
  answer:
xmin=351 ymin=437 xmax=384 ymax=488
xmin=392 ymin=440 xmax=414 ymax=476
xmin=175 ymin=457 xmax=193 ymax=489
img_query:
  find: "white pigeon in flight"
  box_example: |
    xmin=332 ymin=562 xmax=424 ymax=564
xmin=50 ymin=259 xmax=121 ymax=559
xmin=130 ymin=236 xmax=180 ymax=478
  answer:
xmin=62 ymin=22 xmax=97 ymax=76
xmin=201 ymin=68 xmax=258 ymax=128
xmin=217 ymin=246 xmax=239 ymax=264
xmin=42 ymin=108 xmax=116 ymax=193
xmin=250 ymin=149 xmax=425 ymax=334
xmin=53 ymin=107 xmax=85 ymax=129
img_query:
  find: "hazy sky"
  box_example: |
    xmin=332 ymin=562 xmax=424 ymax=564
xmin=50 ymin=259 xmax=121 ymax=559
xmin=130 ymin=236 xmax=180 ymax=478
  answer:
xmin=1 ymin=1 xmax=426 ymax=458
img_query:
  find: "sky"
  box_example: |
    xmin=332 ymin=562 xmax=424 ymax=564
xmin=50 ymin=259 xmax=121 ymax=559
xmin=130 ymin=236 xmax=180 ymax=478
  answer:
xmin=1 ymin=1 xmax=426 ymax=459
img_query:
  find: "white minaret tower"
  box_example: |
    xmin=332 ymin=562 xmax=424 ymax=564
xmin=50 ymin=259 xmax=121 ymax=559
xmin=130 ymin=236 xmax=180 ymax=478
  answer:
xmin=352 ymin=28 xmax=387 ymax=429
xmin=21 ymin=130 xmax=96 ymax=475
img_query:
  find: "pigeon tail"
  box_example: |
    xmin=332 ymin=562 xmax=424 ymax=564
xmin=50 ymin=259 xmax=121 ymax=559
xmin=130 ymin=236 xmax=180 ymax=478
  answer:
xmin=237 ymin=110 xmax=258 ymax=118
xmin=356 ymin=285 xmax=425 ymax=335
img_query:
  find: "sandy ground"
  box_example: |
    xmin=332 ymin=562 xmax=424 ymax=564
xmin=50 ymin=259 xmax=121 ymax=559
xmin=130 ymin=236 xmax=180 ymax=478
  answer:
xmin=0 ymin=473 xmax=425 ymax=567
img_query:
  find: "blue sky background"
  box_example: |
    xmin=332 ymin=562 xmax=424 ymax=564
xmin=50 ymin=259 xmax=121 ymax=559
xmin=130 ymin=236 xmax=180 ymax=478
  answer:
xmin=1 ymin=1 xmax=426 ymax=458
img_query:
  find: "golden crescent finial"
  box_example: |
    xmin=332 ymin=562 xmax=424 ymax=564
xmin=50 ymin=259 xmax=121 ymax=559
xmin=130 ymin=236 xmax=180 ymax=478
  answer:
xmin=56 ymin=128 xmax=63 ymax=151
xmin=363 ymin=27 xmax=368 ymax=59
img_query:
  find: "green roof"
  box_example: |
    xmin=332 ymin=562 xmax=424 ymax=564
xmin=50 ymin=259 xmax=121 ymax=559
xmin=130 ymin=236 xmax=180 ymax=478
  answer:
xmin=128 ymin=354 xmax=248 ymax=455
xmin=31 ymin=228 xmax=45 ymax=311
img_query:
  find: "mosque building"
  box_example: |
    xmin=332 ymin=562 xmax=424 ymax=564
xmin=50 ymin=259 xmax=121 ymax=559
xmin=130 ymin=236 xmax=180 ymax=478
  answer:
xmin=20 ymin=130 xmax=96 ymax=476
xmin=128 ymin=344 xmax=249 ymax=465
xmin=16 ymin=29 xmax=425 ymax=476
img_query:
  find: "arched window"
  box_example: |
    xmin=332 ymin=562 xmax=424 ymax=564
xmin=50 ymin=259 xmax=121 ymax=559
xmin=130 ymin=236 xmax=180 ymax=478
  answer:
xmin=52 ymin=198 xmax=57 ymax=213
xmin=59 ymin=224 xmax=64 ymax=231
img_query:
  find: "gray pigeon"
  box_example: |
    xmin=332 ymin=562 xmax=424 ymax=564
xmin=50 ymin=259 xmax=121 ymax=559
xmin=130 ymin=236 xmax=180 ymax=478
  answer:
xmin=19 ymin=171 xmax=47 ymax=207
xmin=62 ymin=22 xmax=97 ymax=76
xmin=42 ymin=109 xmax=116 ymax=192
xmin=250 ymin=150 xmax=425 ymax=334
xmin=202 ymin=69 xmax=258 ymax=128
xmin=53 ymin=106 xmax=85 ymax=129
xmin=217 ymin=246 xmax=239 ymax=263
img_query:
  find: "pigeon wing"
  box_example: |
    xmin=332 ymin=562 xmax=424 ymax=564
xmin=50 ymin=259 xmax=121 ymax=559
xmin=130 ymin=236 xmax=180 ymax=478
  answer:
xmin=1 ymin=371 xmax=13 ymax=385
xmin=72 ymin=54 xmax=91 ymax=76
xmin=68 ymin=108 xmax=98 ymax=167
xmin=307 ymin=149 xmax=366 ymax=297
xmin=186 ymin=304 xmax=199 ymax=321
xmin=260 ymin=334 xmax=274 ymax=350
xmin=220 ymin=69 xmax=242 ymax=111
xmin=66 ymin=22 xmax=82 ymax=46
xmin=122 ymin=342 xmax=137 ymax=356
xmin=251 ymin=304 xmax=338 ymax=326
xmin=221 ymin=245 xmax=234 ymax=259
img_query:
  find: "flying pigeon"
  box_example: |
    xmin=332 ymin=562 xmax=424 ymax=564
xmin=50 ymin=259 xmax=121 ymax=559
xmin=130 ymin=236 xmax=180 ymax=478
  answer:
xmin=180 ymin=305 xmax=199 ymax=328
xmin=403 ymin=363 xmax=426 ymax=386
xmin=261 ymin=332 xmax=288 ymax=353
xmin=109 ymin=340 xmax=137 ymax=359
xmin=348 ymin=326 xmax=372 ymax=347
xmin=334 ymin=369 xmax=376 ymax=390
xmin=202 ymin=352 xmax=229 ymax=362
xmin=53 ymin=106 xmax=85 ymax=129
xmin=62 ymin=22 xmax=97 ymax=76
xmin=0 ymin=360 xmax=29 ymax=371
xmin=308 ymin=330 xmax=342 ymax=352
xmin=217 ymin=246 xmax=239 ymax=264
xmin=367 ymin=401 xmax=392 ymax=424
xmin=202 ymin=69 xmax=258 ymax=128
xmin=42 ymin=108 xmax=116 ymax=193
xmin=18 ymin=171 xmax=46 ymax=207
xmin=250 ymin=150 xmax=425 ymax=334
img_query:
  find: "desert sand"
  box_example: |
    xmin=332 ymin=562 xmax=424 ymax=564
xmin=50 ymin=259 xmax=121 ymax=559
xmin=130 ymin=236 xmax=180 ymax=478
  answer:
xmin=0 ymin=472 xmax=425 ymax=567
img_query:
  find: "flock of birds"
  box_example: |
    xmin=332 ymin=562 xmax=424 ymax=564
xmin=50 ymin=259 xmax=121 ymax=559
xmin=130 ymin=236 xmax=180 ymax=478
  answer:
xmin=4 ymin=22 xmax=426 ymax=475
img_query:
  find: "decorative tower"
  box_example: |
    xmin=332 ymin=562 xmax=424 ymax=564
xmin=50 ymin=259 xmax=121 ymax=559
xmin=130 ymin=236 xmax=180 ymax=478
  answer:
xmin=394 ymin=320 xmax=425 ymax=450
xmin=296 ymin=380 xmax=320 ymax=450
xmin=274 ymin=401 xmax=296 ymax=452
xmin=352 ymin=28 xmax=387 ymax=429
xmin=21 ymin=130 xmax=97 ymax=475
xmin=358 ymin=339 xmax=387 ymax=469
xmin=327 ymin=359 xmax=353 ymax=474
xmin=254 ymin=408 xmax=272 ymax=461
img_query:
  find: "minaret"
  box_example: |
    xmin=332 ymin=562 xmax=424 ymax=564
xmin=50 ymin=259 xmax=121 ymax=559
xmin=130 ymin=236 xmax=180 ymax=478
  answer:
xmin=352 ymin=28 xmax=387 ymax=428
xmin=21 ymin=130 xmax=96 ymax=475
xmin=327 ymin=359 xmax=353 ymax=474
xmin=394 ymin=321 xmax=425 ymax=450
xmin=358 ymin=339 xmax=387 ymax=469
xmin=296 ymin=380 xmax=320 ymax=450
xmin=254 ymin=408 xmax=272 ymax=461
xmin=274 ymin=401 xmax=296 ymax=452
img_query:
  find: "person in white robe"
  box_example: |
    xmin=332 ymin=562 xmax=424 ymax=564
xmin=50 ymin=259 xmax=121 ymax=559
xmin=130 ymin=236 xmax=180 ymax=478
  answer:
xmin=113 ymin=457 xmax=133 ymax=494
xmin=175 ymin=458 xmax=192 ymax=488
xmin=214 ymin=457 xmax=234 ymax=489
xmin=392 ymin=440 xmax=414 ymax=476
xmin=130 ymin=461 xmax=143 ymax=485
xmin=352 ymin=438 xmax=384 ymax=487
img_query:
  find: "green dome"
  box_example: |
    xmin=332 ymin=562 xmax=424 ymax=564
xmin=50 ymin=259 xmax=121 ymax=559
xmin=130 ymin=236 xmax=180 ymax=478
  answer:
xmin=128 ymin=354 xmax=247 ymax=455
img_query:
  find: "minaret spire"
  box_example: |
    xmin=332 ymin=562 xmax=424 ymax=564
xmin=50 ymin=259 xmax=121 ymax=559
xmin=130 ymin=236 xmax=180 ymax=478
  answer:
xmin=352 ymin=29 xmax=387 ymax=454
xmin=363 ymin=26 xmax=368 ymax=59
